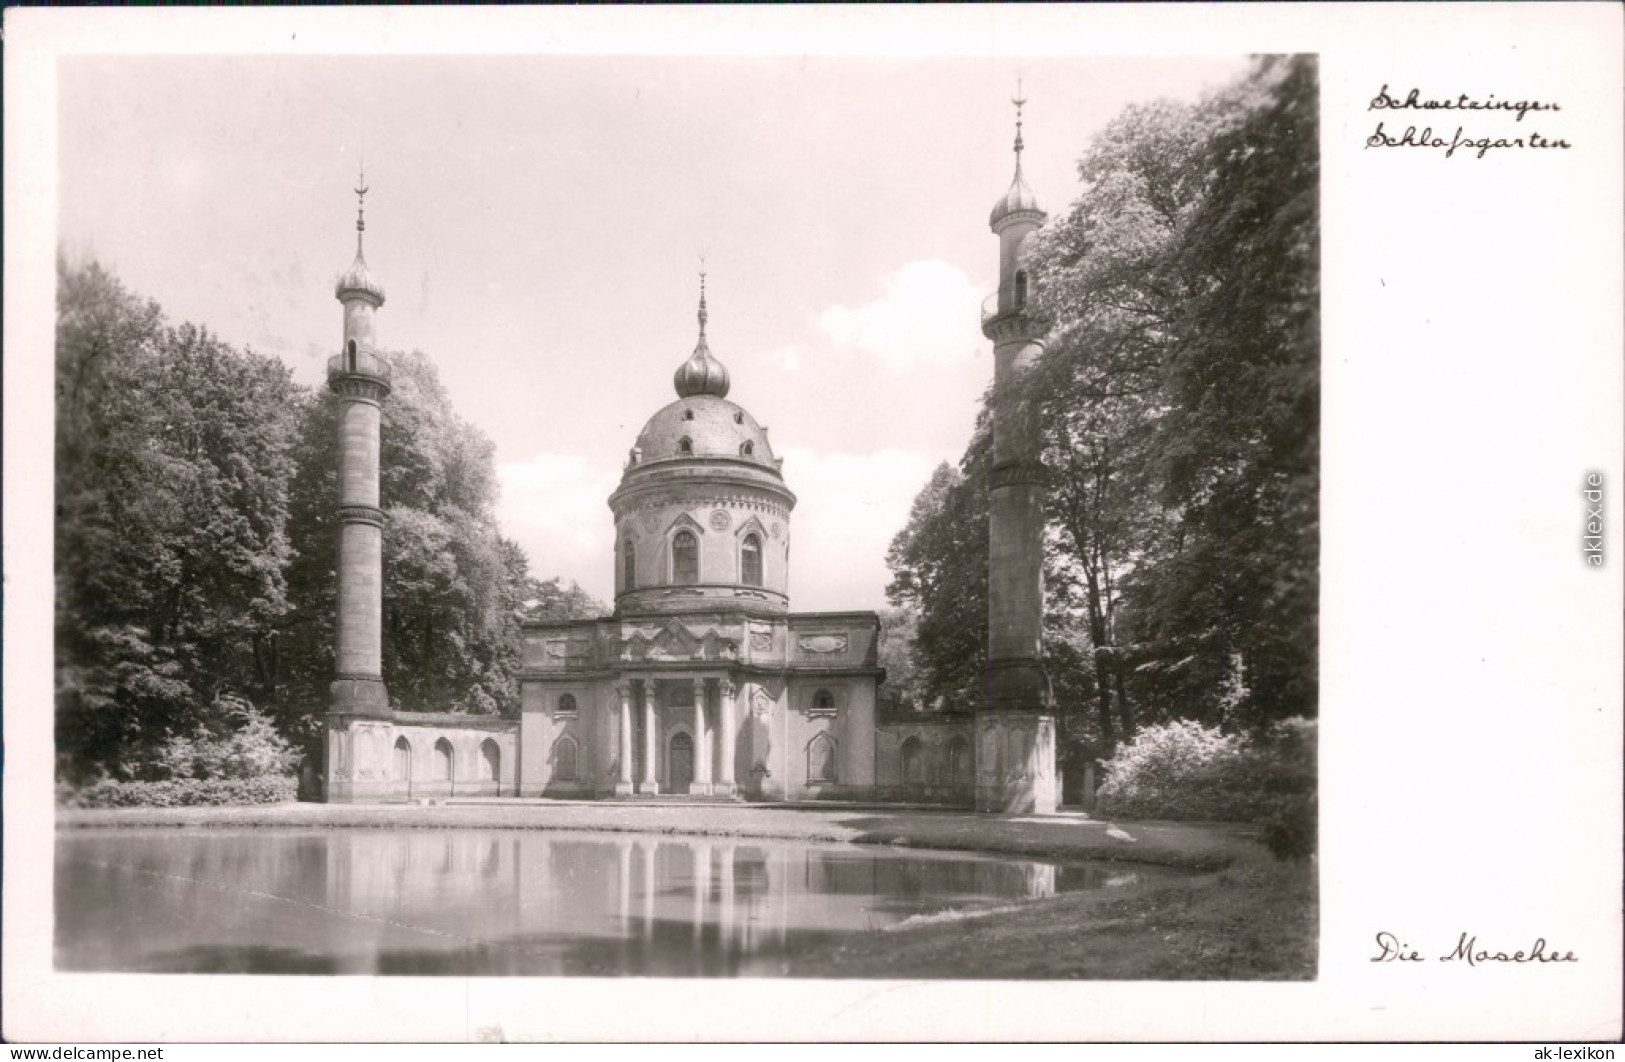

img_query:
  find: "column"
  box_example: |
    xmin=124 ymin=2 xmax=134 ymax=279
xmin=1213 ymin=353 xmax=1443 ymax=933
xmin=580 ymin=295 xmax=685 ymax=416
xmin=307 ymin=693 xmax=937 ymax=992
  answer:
xmin=615 ymin=684 xmax=635 ymax=796
xmin=637 ymin=681 xmax=659 ymax=794
xmin=715 ymin=679 xmax=737 ymax=796
xmin=690 ymin=678 xmax=712 ymax=796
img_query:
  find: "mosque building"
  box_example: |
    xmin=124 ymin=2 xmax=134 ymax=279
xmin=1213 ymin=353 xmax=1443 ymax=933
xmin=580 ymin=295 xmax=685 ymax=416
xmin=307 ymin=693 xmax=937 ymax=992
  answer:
xmin=316 ymin=100 xmax=1056 ymax=811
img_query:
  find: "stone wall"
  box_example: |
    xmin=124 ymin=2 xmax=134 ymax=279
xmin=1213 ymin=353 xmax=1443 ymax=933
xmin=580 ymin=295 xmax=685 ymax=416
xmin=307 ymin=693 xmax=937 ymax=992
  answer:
xmin=323 ymin=713 xmax=519 ymax=803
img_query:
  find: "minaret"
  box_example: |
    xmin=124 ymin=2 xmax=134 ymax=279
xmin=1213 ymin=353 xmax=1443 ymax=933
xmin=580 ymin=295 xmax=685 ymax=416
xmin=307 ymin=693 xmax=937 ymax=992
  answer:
xmin=327 ymin=171 xmax=392 ymax=721
xmin=978 ymin=87 xmax=1058 ymax=813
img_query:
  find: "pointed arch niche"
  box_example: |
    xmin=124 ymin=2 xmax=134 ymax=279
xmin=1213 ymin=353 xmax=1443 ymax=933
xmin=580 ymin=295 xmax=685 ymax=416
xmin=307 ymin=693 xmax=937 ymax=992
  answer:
xmin=806 ymin=731 xmax=837 ymax=785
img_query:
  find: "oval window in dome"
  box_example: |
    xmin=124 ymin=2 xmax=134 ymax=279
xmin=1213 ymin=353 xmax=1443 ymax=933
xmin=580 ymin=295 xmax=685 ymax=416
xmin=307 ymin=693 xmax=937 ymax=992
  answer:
xmin=740 ymin=441 xmax=754 ymax=457
xmin=683 ymin=409 xmax=695 ymax=420
xmin=733 ymin=411 xmax=743 ymax=424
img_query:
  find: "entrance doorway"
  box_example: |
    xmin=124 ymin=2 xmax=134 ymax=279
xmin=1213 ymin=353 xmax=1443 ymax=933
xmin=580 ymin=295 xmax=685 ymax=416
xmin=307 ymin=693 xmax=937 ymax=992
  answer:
xmin=668 ymin=731 xmax=694 ymax=791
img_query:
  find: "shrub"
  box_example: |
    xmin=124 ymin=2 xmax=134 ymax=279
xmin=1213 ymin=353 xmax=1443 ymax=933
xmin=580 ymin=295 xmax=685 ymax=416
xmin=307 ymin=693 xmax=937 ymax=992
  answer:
xmin=152 ymin=701 xmax=300 ymax=782
xmin=59 ymin=775 xmax=297 ymax=808
xmin=1096 ymin=717 xmax=1317 ymax=845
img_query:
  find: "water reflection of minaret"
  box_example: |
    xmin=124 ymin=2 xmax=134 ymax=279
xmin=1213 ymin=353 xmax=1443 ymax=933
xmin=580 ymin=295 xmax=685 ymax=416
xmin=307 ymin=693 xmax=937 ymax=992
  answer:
xmin=640 ymin=840 xmax=656 ymax=941
xmin=617 ymin=838 xmax=633 ymax=929
xmin=718 ymin=843 xmax=736 ymax=955
xmin=777 ymin=846 xmax=788 ymax=950
xmin=692 ymin=841 xmax=712 ymax=945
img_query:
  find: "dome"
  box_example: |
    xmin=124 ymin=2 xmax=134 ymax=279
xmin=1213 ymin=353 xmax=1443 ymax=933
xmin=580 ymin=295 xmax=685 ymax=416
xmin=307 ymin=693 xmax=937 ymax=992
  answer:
xmin=989 ymin=167 xmax=1043 ymax=228
xmin=336 ymin=248 xmax=386 ymax=305
xmin=631 ymin=394 xmax=777 ymax=469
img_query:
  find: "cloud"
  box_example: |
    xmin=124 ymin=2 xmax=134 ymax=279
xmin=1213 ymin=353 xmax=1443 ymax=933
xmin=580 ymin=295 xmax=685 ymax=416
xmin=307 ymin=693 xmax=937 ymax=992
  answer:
xmin=818 ymin=260 xmax=984 ymax=372
xmin=497 ymin=453 xmax=620 ymax=602
xmin=779 ymin=446 xmax=939 ymax=612
xmin=765 ymin=344 xmax=806 ymax=373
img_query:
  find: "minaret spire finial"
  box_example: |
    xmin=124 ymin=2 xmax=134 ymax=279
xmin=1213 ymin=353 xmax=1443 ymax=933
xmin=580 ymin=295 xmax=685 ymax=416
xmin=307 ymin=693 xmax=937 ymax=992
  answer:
xmin=354 ymin=163 xmax=369 ymax=253
xmin=1012 ymin=78 xmax=1027 ymax=167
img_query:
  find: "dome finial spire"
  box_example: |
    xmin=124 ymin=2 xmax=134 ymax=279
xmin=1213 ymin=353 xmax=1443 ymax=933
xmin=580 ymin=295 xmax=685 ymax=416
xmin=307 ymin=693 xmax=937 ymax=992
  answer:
xmin=697 ymin=255 xmax=708 ymax=338
xmin=674 ymin=261 xmax=730 ymax=399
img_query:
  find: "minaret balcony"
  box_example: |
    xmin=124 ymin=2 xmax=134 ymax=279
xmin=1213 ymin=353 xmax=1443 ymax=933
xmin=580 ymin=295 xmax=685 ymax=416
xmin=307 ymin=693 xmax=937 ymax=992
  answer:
xmin=980 ymin=289 xmax=1054 ymax=342
xmin=327 ymin=349 xmax=392 ymax=380
xmin=327 ymin=350 xmax=393 ymax=393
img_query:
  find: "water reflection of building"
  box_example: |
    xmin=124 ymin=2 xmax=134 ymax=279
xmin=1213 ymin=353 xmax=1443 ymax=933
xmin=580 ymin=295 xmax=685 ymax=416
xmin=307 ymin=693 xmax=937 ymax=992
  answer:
xmin=59 ymin=829 xmax=1074 ymax=976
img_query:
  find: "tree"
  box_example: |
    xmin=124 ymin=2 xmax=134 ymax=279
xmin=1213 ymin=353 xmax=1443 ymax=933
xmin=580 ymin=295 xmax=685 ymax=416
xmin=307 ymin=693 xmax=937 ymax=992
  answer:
xmin=884 ymin=423 xmax=991 ymax=712
xmin=55 ymin=255 xmax=303 ymax=781
xmin=1020 ymin=56 xmax=1319 ymax=734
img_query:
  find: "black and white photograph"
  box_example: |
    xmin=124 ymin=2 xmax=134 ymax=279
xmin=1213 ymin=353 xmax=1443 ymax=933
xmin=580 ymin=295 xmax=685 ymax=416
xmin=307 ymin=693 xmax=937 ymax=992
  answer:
xmin=5 ymin=3 xmax=1620 ymax=1045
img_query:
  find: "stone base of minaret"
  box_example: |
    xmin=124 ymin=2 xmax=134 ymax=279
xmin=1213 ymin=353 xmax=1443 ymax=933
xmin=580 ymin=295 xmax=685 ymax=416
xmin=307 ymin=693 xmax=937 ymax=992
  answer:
xmin=320 ymin=715 xmax=397 ymax=804
xmin=329 ymin=676 xmax=390 ymax=713
xmin=975 ymin=711 xmax=1058 ymax=814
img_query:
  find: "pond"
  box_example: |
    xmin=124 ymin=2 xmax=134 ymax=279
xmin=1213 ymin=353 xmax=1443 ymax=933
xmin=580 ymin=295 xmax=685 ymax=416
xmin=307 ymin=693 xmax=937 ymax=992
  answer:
xmin=56 ymin=827 xmax=1177 ymax=977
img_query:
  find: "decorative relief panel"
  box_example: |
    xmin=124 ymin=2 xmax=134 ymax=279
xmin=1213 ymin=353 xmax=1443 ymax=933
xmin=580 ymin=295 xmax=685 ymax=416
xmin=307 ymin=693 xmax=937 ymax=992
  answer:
xmin=798 ymin=633 xmax=848 ymax=654
xmin=749 ymin=631 xmax=772 ymax=651
xmin=770 ymin=522 xmax=781 ymax=539
xmin=709 ymin=509 xmax=732 ymax=531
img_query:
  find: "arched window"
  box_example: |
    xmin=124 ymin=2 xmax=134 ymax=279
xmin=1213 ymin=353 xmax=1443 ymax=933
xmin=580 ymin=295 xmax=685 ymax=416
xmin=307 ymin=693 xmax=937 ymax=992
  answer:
xmin=683 ymin=408 xmax=695 ymax=420
xmin=901 ymin=737 xmax=924 ymax=785
xmin=623 ymin=538 xmax=636 ymax=590
xmin=739 ymin=440 xmax=754 ymax=457
xmin=393 ymin=736 xmax=413 ymax=782
xmin=558 ymin=693 xmax=577 ymax=715
xmin=433 ymin=738 xmax=454 ymax=782
xmin=672 ymin=530 xmax=699 ymax=584
xmin=678 ymin=437 xmax=693 ymax=456
xmin=741 ymin=534 xmax=763 ymax=586
xmin=946 ymin=736 xmax=970 ymax=786
xmin=1014 ymin=269 xmax=1028 ymax=309
xmin=807 ymin=732 xmax=837 ymax=784
xmin=813 ymin=688 xmax=835 ymax=711
xmin=733 ymin=411 xmax=744 ymax=424
xmin=346 ymin=339 xmax=357 ymax=371
xmin=553 ymin=736 xmax=578 ymax=782
xmin=480 ymin=739 xmax=501 ymax=783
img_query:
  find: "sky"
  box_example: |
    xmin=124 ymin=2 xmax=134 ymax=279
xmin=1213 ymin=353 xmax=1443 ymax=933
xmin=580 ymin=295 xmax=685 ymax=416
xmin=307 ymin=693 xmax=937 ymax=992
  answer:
xmin=57 ymin=53 xmax=1248 ymax=611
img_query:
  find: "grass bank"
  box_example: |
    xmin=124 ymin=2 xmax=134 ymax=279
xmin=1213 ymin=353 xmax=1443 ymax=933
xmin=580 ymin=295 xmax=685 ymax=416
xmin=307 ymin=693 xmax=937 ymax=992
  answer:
xmin=785 ymin=857 xmax=1317 ymax=980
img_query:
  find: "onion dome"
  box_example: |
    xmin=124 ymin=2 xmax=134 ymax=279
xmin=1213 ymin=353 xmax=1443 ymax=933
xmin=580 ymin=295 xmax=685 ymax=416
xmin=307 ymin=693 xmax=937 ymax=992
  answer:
xmin=989 ymin=88 xmax=1045 ymax=228
xmin=335 ymin=171 xmax=386 ymax=305
xmin=673 ymin=272 xmax=729 ymax=399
